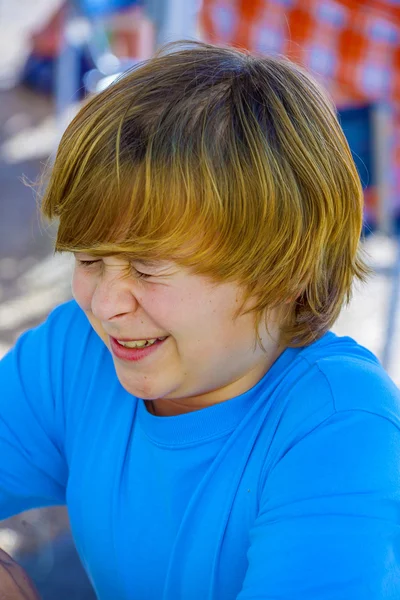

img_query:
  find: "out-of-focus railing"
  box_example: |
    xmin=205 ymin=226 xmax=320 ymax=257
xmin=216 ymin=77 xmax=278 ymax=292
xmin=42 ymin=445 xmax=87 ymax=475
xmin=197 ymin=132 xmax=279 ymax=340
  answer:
xmin=55 ymin=0 xmax=202 ymax=134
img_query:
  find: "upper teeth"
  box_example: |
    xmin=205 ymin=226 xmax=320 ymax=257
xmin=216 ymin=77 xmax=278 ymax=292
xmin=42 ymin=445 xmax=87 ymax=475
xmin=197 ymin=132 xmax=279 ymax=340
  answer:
xmin=117 ymin=337 xmax=167 ymax=348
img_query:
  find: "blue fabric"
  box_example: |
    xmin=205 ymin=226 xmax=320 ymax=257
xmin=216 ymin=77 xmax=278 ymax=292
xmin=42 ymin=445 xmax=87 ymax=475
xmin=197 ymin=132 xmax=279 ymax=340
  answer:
xmin=1 ymin=299 xmax=400 ymax=599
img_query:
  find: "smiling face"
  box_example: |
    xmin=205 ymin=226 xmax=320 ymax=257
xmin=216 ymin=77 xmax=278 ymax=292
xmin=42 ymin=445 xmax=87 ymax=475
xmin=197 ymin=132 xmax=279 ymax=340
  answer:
xmin=72 ymin=253 xmax=284 ymax=415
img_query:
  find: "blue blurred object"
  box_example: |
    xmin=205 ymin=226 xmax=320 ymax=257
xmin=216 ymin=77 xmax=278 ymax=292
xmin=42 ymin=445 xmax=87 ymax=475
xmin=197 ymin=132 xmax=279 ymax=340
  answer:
xmin=338 ymin=105 xmax=377 ymax=236
xmin=21 ymin=52 xmax=93 ymax=98
xmin=338 ymin=103 xmax=400 ymax=371
xmin=338 ymin=105 xmax=375 ymax=191
xmin=338 ymin=104 xmax=400 ymax=235
xmin=78 ymin=0 xmax=141 ymax=17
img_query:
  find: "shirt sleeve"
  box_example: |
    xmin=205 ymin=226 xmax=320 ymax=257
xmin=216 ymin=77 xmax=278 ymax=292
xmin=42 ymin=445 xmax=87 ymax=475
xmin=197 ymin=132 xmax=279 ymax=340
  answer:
xmin=237 ymin=405 xmax=400 ymax=599
xmin=0 ymin=307 xmax=69 ymax=518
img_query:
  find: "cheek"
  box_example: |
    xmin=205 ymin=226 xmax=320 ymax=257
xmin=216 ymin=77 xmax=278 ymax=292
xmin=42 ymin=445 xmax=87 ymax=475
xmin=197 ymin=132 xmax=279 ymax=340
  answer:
xmin=151 ymin=286 xmax=233 ymax=341
xmin=138 ymin=286 xmax=199 ymax=337
xmin=145 ymin=290 xmax=183 ymax=330
xmin=71 ymin=270 xmax=94 ymax=310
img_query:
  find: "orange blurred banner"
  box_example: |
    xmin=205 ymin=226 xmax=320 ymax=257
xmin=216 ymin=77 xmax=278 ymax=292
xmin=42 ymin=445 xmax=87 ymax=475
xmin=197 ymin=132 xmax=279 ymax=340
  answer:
xmin=200 ymin=0 xmax=400 ymax=225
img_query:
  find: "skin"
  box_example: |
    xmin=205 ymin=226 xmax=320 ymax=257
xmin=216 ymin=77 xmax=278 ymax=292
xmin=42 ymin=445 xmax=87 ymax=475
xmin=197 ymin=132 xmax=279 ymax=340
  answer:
xmin=0 ymin=548 xmax=40 ymax=599
xmin=72 ymin=254 xmax=285 ymax=417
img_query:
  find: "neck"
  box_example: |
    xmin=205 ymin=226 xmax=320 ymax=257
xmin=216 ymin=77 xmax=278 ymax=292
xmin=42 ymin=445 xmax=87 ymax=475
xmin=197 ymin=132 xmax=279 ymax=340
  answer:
xmin=146 ymin=343 xmax=286 ymax=417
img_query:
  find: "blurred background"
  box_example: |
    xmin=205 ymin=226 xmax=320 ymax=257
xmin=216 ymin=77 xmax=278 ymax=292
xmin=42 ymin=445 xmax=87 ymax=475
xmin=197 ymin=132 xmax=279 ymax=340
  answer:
xmin=0 ymin=0 xmax=399 ymax=597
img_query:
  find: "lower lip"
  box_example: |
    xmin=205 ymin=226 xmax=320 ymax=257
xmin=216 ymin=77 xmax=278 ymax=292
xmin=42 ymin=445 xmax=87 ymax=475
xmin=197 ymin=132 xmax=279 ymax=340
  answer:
xmin=110 ymin=336 xmax=168 ymax=362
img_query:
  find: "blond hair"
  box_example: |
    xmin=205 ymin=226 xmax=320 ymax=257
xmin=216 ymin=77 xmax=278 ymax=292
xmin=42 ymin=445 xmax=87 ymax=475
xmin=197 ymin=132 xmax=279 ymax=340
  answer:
xmin=40 ymin=41 xmax=370 ymax=347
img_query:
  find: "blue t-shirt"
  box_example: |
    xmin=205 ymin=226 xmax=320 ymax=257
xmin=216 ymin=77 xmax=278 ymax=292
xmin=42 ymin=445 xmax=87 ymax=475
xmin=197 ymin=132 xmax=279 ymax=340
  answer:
xmin=1 ymin=299 xmax=400 ymax=599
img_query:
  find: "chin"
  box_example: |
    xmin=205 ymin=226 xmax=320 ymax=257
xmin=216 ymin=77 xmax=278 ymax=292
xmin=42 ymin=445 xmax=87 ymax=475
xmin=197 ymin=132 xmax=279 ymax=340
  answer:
xmin=117 ymin=377 xmax=167 ymax=401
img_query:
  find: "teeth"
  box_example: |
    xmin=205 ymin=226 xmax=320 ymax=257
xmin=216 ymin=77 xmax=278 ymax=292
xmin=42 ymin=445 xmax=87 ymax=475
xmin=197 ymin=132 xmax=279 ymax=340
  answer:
xmin=117 ymin=337 xmax=167 ymax=349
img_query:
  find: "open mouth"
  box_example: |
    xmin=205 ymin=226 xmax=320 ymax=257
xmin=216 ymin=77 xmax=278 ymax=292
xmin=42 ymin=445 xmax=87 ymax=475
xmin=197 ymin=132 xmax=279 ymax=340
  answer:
xmin=110 ymin=336 xmax=169 ymax=361
xmin=116 ymin=336 xmax=168 ymax=349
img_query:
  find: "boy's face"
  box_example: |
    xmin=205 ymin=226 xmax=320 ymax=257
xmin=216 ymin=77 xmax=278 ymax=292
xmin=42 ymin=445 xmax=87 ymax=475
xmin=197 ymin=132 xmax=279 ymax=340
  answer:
xmin=72 ymin=254 xmax=283 ymax=415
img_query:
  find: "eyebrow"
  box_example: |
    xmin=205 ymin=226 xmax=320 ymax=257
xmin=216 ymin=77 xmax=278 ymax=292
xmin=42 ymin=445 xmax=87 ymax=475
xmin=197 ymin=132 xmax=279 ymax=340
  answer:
xmin=132 ymin=259 xmax=173 ymax=269
xmin=74 ymin=252 xmax=164 ymax=265
xmin=134 ymin=259 xmax=162 ymax=267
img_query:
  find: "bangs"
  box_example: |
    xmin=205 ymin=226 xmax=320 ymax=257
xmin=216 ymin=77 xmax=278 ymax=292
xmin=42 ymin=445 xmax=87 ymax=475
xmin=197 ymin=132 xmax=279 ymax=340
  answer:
xmin=40 ymin=75 xmax=275 ymax=282
xmin=44 ymin=157 xmax=230 ymax=271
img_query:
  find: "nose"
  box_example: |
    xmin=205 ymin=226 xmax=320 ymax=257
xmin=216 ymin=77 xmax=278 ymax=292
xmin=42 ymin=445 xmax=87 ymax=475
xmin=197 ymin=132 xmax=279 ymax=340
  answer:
xmin=90 ymin=271 xmax=140 ymax=322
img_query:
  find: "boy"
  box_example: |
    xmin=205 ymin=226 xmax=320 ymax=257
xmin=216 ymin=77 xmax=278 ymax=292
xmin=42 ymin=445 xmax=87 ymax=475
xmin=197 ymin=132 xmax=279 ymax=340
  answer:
xmin=1 ymin=41 xmax=400 ymax=599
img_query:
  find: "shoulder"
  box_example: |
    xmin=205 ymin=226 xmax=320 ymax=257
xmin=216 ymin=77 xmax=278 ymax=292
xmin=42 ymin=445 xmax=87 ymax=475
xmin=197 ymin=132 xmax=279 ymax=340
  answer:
xmin=36 ymin=298 xmax=101 ymax=356
xmin=18 ymin=298 xmax=104 ymax=370
xmin=44 ymin=298 xmax=90 ymax=334
xmin=299 ymin=332 xmax=400 ymax=429
xmin=43 ymin=297 xmax=110 ymax=374
xmin=5 ymin=298 xmax=111 ymax=400
xmin=260 ymin=335 xmax=400 ymax=497
xmin=267 ymin=333 xmax=400 ymax=461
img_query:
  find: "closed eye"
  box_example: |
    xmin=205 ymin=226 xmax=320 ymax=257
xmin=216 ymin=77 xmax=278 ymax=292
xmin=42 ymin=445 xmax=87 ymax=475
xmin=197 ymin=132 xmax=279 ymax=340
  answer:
xmin=133 ymin=269 xmax=152 ymax=280
xmin=77 ymin=259 xmax=98 ymax=267
xmin=77 ymin=259 xmax=152 ymax=279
